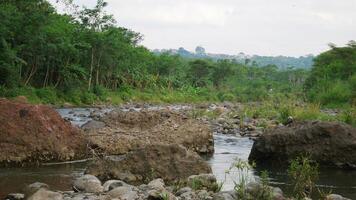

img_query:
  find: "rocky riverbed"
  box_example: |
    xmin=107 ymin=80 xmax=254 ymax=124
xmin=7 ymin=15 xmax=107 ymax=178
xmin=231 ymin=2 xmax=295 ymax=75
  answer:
xmin=1 ymin=100 xmax=356 ymax=199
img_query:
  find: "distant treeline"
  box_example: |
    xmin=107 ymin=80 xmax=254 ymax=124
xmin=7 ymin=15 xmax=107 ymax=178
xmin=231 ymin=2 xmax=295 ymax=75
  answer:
xmin=154 ymin=47 xmax=314 ymax=69
xmin=0 ymin=0 xmax=354 ymax=107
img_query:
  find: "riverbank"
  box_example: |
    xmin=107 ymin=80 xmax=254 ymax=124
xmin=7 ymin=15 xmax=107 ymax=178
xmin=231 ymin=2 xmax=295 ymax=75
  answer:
xmin=1 ymin=101 xmax=356 ymax=199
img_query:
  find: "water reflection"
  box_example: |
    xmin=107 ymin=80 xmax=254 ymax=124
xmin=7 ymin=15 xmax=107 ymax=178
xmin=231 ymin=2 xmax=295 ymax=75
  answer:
xmin=0 ymin=163 xmax=87 ymax=198
xmin=208 ymin=134 xmax=356 ymax=199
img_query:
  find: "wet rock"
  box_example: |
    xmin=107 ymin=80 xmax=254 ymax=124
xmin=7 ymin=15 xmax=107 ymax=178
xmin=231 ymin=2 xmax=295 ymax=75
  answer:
xmin=73 ymin=174 xmax=104 ymax=193
xmin=86 ymin=144 xmax=212 ymax=185
xmin=86 ymin=110 xmax=214 ymax=155
xmin=0 ymin=99 xmax=87 ymax=165
xmin=249 ymin=121 xmax=356 ymax=168
xmin=27 ymin=188 xmax=63 ymax=200
xmin=4 ymin=193 xmax=25 ymax=200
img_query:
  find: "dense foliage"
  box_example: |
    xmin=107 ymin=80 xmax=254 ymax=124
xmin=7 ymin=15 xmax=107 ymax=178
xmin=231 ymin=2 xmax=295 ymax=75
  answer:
xmin=0 ymin=0 xmax=353 ymax=108
xmin=305 ymin=42 xmax=356 ymax=107
xmin=0 ymin=0 xmax=311 ymax=105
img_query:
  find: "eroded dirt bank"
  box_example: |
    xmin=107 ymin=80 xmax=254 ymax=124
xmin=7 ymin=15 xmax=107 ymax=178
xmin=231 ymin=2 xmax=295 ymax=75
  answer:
xmin=84 ymin=108 xmax=214 ymax=155
xmin=0 ymin=99 xmax=88 ymax=165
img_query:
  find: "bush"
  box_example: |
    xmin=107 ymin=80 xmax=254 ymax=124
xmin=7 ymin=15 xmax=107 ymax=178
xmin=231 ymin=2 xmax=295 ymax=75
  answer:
xmin=93 ymin=85 xmax=108 ymax=101
xmin=218 ymin=92 xmax=235 ymax=101
xmin=35 ymin=87 xmax=59 ymax=104
xmin=3 ymin=87 xmax=41 ymax=103
xmin=288 ymin=156 xmax=319 ymax=199
xmin=278 ymin=105 xmax=294 ymax=125
xmin=80 ymin=92 xmax=97 ymax=105
xmin=59 ymin=89 xmax=82 ymax=105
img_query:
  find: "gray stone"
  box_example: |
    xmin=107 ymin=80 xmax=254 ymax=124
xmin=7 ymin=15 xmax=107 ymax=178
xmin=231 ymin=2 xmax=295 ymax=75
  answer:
xmin=28 ymin=188 xmax=63 ymax=200
xmin=103 ymin=180 xmax=128 ymax=191
xmin=73 ymin=174 xmax=103 ymax=193
xmin=24 ymin=182 xmax=49 ymax=196
xmin=82 ymin=120 xmax=106 ymax=131
xmin=148 ymin=178 xmax=165 ymax=191
xmin=176 ymin=187 xmax=192 ymax=196
xmin=212 ymin=191 xmax=235 ymax=200
xmin=108 ymin=186 xmax=138 ymax=200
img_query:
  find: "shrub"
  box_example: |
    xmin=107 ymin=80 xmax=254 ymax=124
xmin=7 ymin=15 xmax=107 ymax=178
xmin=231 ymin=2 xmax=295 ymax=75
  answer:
xmin=218 ymin=92 xmax=235 ymax=102
xmin=93 ymin=85 xmax=108 ymax=101
xmin=80 ymin=92 xmax=96 ymax=105
xmin=288 ymin=156 xmax=319 ymax=199
xmin=35 ymin=87 xmax=59 ymax=104
xmin=278 ymin=105 xmax=294 ymax=125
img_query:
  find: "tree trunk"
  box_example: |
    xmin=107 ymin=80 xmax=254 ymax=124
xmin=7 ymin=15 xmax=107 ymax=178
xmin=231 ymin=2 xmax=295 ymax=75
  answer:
xmin=43 ymin=60 xmax=50 ymax=87
xmin=88 ymin=48 xmax=95 ymax=91
xmin=95 ymin=50 xmax=103 ymax=86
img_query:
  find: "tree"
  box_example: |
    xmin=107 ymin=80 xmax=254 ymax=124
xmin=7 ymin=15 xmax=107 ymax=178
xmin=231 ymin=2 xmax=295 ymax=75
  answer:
xmin=188 ymin=60 xmax=212 ymax=87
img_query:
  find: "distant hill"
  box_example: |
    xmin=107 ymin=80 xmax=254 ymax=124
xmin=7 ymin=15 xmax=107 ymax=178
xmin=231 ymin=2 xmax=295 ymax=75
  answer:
xmin=153 ymin=46 xmax=314 ymax=69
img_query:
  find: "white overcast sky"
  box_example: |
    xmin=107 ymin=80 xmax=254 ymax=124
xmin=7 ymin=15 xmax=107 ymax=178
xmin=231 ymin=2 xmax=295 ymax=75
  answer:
xmin=50 ymin=0 xmax=356 ymax=56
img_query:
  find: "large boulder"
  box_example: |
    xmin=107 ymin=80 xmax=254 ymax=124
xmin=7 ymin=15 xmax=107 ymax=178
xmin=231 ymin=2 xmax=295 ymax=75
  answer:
xmin=86 ymin=144 xmax=212 ymax=185
xmin=249 ymin=121 xmax=356 ymax=168
xmin=85 ymin=110 xmax=214 ymax=155
xmin=0 ymin=99 xmax=87 ymax=165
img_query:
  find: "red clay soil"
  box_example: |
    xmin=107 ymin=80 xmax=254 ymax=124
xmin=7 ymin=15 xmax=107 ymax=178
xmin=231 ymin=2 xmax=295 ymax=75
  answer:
xmin=0 ymin=98 xmax=87 ymax=165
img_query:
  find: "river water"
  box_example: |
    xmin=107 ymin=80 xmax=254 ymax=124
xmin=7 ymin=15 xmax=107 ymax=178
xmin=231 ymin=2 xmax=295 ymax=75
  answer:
xmin=0 ymin=108 xmax=355 ymax=199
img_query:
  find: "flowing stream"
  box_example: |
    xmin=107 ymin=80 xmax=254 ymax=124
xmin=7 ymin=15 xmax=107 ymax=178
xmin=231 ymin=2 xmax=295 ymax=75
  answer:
xmin=0 ymin=107 xmax=355 ymax=199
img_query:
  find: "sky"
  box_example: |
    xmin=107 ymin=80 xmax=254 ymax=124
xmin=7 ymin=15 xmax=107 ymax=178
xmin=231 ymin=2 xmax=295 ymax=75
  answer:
xmin=50 ymin=0 xmax=356 ymax=57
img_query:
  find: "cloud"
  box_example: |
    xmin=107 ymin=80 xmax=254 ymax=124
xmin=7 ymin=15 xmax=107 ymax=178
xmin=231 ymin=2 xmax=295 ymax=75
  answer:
xmin=50 ymin=0 xmax=356 ymax=56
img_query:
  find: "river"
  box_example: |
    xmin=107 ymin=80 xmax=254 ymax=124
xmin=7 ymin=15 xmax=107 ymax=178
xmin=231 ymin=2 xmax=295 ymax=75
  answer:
xmin=0 ymin=107 xmax=355 ymax=199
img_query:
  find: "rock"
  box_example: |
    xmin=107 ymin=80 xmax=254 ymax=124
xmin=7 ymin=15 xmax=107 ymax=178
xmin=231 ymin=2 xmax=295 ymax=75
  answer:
xmin=187 ymin=174 xmax=217 ymax=191
xmin=86 ymin=144 xmax=212 ymax=185
xmin=24 ymin=182 xmax=49 ymax=196
xmin=108 ymin=186 xmax=138 ymax=200
xmin=0 ymin=99 xmax=87 ymax=165
xmin=249 ymin=121 xmax=356 ymax=168
xmin=176 ymin=187 xmax=192 ymax=196
xmin=196 ymin=190 xmax=212 ymax=199
xmin=272 ymin=187 xmax=284 ymax=200
xmin=326 ymin=194 xmax=352 ymax=200
xmin=27 ymin=188 xmax=63 ymax=200
xmin=73 ymin=174 xmax=104 ymax=193
xmin=4 ymin=193 xmax=25 ymax=200
xmin=103 ymin=180 xmax=129 ymax=191
xmin=81 ymin=120 xmax=106 ymax=131
xmin=245 ymin=182 xmax=261 ymax=196
xmin=147 ymin=190 xmax=177 ymax=200
xmin=245 ymin=182 xmax=285 ymax=200
xmin=148 ymin=179 xmax=165 ymax=191
xmin=60 ymin=191 xmax=111 ymax=200
xmin=86 ymin=110 xmax=214 ymax=155
xmin=212 ymin=191 xmax=236 ymax=200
